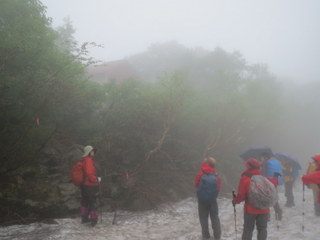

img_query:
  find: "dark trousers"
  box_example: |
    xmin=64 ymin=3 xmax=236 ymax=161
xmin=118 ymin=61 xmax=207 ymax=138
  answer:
xmin=80 ymin=185 xmax=98 ymax=218
xmin=198 ymin=200 xmax=221 ymax=239
xmin=242 ymin=212 xmax=268 ymax=240
xmin=312 ymin=189 xmax=320 ymax=216
xmin=273 ymin=202 xmax=282 ymax=220
xmin=314 ymin=201 xmax=320 ymax=216
xmin=284 ymin=181 xmax=295 ymax=206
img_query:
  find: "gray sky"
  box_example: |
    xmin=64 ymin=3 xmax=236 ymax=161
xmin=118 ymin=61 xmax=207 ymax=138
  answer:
xmin=42 ymin=0 xmax=320 ymax=82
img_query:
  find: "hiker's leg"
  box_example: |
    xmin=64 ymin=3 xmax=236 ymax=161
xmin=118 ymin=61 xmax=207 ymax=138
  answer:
xmin=242 ymin=212 xmax=255 ymax=240
xmin=312 ymin=189 xmax=320 ymax=216
xmin=256 ymin=213 xmax=268 ymax=240
xmin=285 ymin=181 xmax=294 ymax=206
xmin=291 ymin=180 xmax=295 ymax=206
xmin=209 ymin=200 xmax=221 ymax=240
xmin=316 ymin=202 xmax=320 ymax=216
xmin=198 ymin=201 xmax=210 ymax=239
xmin=85 ymin=185 xmax=99 ymax=226
xmin=273 ymin=202 xmax=282 ymax=220
xmin=284 ymin=182 xmax=290 ymax=204
xmin=80 ymin=185 xmax=89 ymax=223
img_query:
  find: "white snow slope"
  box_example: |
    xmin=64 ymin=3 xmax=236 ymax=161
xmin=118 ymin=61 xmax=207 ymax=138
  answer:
xmin=1 ymin=183 xmax=319 ymax=240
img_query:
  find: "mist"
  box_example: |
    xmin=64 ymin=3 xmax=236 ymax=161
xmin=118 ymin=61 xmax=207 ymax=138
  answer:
xmin=42 ymin=0 xmax=320 ymax=83
xmin=41 ymin=0 xmax=320 ymax=163
xmin=1 ymin=0 xmax=320 ymax=229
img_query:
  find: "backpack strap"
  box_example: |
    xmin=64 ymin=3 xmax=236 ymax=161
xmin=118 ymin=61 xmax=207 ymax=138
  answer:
xmin=244 ymin=172 xmax=253 ymax=178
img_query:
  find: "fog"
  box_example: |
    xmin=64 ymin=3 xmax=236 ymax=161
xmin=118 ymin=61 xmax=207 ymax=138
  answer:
xmin=40 ymin=0 xmax=320 ymax=166
xmin=42 ymin=0 xmax=320 ymax=83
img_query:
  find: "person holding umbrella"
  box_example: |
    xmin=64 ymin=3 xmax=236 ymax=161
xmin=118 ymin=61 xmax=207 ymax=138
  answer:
xmin=232 ymin=158 xmax=272 ymax=240
xmin=240 ymin=147 xmax=283 ymax=220
xmin=275 ymin=153 xmax=301 ymax=207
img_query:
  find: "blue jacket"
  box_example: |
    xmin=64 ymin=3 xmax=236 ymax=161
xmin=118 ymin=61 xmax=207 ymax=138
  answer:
xmin=262 ymin=158 xmax=284 ymax=185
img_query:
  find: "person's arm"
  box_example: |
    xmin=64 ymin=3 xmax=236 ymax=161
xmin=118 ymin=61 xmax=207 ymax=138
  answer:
xmin=233 ymin=176 xmax=249 ymax=204
xmin=194 ymin=172 xmax=203 ymax=187
xmin=302 ymin=171 xmax=320 ymax=185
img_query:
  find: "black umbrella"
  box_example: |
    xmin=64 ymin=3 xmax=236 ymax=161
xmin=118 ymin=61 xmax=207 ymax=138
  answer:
xmin=240 ymin=146 xmax=273 ymax=161
xmin=274 ymin=152 xmax=302 ymax=170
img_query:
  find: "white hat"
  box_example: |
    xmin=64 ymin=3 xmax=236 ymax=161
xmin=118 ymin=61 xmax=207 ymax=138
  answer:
xmin=82 ymin=145 xmax=95 ymax=157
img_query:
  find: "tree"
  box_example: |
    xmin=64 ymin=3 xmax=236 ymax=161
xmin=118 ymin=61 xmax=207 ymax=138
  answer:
xmin=0 ymin=0 xmax=97 ymax=174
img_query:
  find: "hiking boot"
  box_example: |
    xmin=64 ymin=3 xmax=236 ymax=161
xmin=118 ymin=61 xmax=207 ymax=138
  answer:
xmin=89 ymin=211 xmax=98 ymax=226
xmin=285 ymin=202 xmax=295 ymax=207
xmin=201 ymin=236 xmax=211 ymax=240
xmin=80 ymin=206 xmax=89 ymax=223
xmin=81 ymin=215 xmax=90 ymax=224
xmin=91 ymin=218 xmax=98 ymax=227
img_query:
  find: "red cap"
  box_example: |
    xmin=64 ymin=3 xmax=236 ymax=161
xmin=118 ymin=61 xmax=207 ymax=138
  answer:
xmin=312 ymin=155 xmax=320 ymax=166
xmin=244 ymin=158 xmax=261 ymax=169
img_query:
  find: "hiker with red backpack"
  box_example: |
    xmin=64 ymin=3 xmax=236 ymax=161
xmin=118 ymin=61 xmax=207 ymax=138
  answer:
xmin=72 ymin=145 xmax=100 ymax=226
xmin=232 ymin=158 xmax=277 ymax=240
xmin=194 ymin=157 xmax=221 ymax=240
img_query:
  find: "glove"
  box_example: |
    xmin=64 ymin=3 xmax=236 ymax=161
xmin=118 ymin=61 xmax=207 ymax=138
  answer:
xmin=97 ymin=177 xmax=101 ymax=182
xmin=273 ymin=172 xmax=281 ymax=177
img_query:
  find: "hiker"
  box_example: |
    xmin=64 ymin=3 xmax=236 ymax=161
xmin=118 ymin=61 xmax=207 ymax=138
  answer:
xmin=194 ymin=157 xmax=221 ymax=240
xmin=232 ymin=158 xmax=274 ymax=240
xmin=80 ymin=145 xmax=100 ymax=226
xmin=259 ymin=152 xmax=283 ymax=220
xmin=302 ymin=155 xmax=320 ymax=216
xmin=276 ymin=154 xmax=300 ymax=207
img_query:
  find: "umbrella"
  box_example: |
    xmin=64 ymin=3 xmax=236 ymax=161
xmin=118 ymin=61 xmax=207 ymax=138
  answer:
xmin=274 ymin=152 xmax=302 ymax=170
xmin=240 ymin=146 xmax=273 ymax=161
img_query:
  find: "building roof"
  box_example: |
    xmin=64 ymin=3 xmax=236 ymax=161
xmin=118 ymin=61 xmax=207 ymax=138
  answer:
xmin=87 ymin=59 xmax=140 ymax=83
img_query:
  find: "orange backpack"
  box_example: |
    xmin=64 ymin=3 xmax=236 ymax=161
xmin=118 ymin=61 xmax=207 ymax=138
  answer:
xmin=71 ymin=160 xmax=85 ymax=186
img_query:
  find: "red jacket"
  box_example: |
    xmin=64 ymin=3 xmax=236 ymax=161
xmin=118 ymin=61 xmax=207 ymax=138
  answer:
xmin=234 ymin=168 xmax=270 ymax=214
xmin=302 ymin=171 xmax=320 ymax=202
xmin=194 ymin=163 xmax=222 ymax=191
xmin=302 ymin=171 xmax=320 ymax=185
xmin=82 ymin=156 xmax=99 ymax=186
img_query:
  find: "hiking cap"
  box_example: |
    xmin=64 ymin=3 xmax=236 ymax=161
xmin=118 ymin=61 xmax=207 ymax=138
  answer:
xmin=312 ymin=155 xmax=320 ymax=166
xmin=83 ymin=145 xmax=96 ymax=157
xmin=205 ymin=157 xmax=216 ymax=167
xmin=244 ymin=158 xmax=261 ymax=169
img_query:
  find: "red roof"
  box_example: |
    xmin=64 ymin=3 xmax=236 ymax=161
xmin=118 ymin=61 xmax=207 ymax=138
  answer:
xmin=87 ymin=59 xmax=140 ymax=83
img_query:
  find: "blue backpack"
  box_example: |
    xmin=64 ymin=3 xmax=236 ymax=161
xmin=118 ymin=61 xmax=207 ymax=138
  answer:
xmin=266 ymin=159 xmax=284 ymax=185
xmin=197 ymin=173 xmax=219 ymax=203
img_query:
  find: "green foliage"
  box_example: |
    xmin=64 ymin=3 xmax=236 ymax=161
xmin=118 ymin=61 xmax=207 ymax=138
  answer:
xmin=0 ymin=1 xmax=286 ymax=215
xmin=0 ymin=0 xmax=98 ymax=174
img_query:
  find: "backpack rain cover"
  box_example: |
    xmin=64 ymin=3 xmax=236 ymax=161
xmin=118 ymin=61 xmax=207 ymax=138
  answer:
xmin=71 ymin=161 xmax=84 ymax=186
xmin=197 ymin=173 xmax=219 ymax=204
xmin=248 ymin=175 xmax=278 ymax=209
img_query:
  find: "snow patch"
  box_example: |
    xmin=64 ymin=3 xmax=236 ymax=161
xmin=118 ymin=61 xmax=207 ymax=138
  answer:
xmin=1 ymin=184 xmax=319 ymax=239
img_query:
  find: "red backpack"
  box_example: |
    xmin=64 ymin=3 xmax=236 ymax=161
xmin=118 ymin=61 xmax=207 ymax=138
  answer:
xmin=71 ymin=160 xmax=85 ymax=186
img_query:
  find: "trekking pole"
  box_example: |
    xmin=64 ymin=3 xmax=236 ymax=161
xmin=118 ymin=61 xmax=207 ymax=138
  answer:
xmin=232 ymin=190 xmax=238 ymax=240
xmin=302 ymin=183 xmax=305 ymax=232
xmin=275 ymin=202 xmax=280 ymax=231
